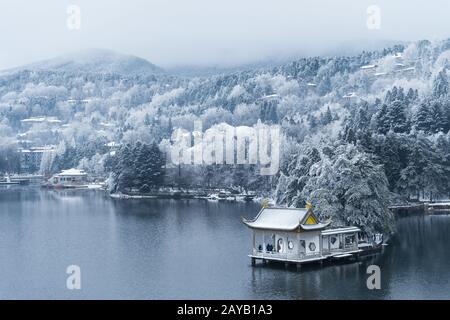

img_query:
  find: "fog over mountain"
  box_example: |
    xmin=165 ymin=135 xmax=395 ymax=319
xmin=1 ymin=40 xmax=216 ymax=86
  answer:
xmin=0 ymin=37 xmax=408 ymax=78
xmin=1 ymin=39 xmax=404 ymax=78
xmin=4 ymin=49 xmax=164 ymax=76
xmin=1 ymin=0 xmax=450 ymax=70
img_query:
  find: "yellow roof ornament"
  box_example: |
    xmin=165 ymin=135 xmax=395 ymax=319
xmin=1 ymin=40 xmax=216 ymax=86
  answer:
xmin=305 ymin=215 xmax=317 ymax=225
xmin=262 ymin=199 xmax=269 ymax=208
xmin=305 ymin=202 xmax=312 ymax=209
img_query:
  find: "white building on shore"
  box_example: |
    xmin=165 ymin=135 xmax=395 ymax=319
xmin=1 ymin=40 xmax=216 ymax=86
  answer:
xmin=46 ymin=169 xmax=88 ymax=188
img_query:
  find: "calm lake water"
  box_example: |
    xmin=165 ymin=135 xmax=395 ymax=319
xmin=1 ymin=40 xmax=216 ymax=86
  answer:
xmin=0 ymin=187 xmax=449 ymax=299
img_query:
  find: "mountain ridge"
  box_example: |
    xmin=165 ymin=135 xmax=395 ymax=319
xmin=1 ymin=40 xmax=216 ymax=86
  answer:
xmin=1 ymin=48 xmax=164 ymax=76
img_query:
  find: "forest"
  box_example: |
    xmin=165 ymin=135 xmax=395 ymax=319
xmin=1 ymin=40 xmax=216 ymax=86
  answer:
xmin=1 ymin=39 xmax=450 ymax=234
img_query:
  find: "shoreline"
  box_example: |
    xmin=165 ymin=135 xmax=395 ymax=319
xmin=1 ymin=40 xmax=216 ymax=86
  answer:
xmin=108 ymin=190 xmax=271 ymax=203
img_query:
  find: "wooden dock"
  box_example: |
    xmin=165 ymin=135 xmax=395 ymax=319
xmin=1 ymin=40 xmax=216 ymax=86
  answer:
xmin=424 ymin=202 xmax=450 ymax=215
xmin=389 ymin=202 xmax=450 ymax=217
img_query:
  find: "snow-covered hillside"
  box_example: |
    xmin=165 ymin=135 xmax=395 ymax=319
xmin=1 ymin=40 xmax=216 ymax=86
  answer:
xmin=2 ymin=39 xmax=450 ymax=235
xmin=4 ymin=48 xmax=164 ymax=76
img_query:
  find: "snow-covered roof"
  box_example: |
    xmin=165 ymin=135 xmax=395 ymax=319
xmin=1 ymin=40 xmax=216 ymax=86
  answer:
xmin=360 ymin=64 xmax=377 ymax=70
xmin=20 ymin=146 xmax=54 ymax=153
xmin=243 ymin=208 xmax=308 ymax=230
xmin=21 ymin=117 xmax=46 ymax=123
xmin=100 ymin=122 xmax=114 ymax=127
xmin=262 ymin=94 xmax=279 ymax=99
xmin=343 ymin=92 xmax=357 ymax=98
xmin=321 ymin=226 xmax=361 ymax=236
xmin=67 ymin=99 xmax=94 ymax=103
xmin=301 ymin=222 xmax=332 ymax=230
xmin=242 ymin=207 xmax=330 ymax=231
xmin=58 ymin=169 xmax=87 ymax=176
xmin=20 ymin=116 xmax=62 ymax=124
xmin=105 ymin=141 xmax=121 ymax=147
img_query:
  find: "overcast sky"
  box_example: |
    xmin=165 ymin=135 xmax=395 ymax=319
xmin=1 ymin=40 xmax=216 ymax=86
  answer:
xmin=1 ymin=0 xmax=449 ymax=70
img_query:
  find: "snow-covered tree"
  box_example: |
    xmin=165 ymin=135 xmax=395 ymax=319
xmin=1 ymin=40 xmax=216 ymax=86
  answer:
xmin=432 ymin=70 xmax=449 ymax=98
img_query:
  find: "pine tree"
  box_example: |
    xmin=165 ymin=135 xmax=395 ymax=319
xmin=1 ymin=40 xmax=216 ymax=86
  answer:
xmin=276 ymin=147 xmax=321 ymax=206
xmin=397 ymin=87 xmax=405 ymax=102
xmin=433 ymin=134 xmax=450 ymax=195
xmin=354 ymin=104 xmax=369 ymax=132
xmin=375 ymin=104 xmax=390 ymax=134
xmin=116 ymin=143 xmax=134 ymax=192
xmin=429 ymin=101 xmax=446 ymax=133
xmin=145 ymin=142 xmax=165 ymax=188
xmin=415 ymin=102 xmax=431 ymax=133
xmin=443 ymin=101 xmax=450 ymax=133
xmin=397 ymin=134 xmax=444 ymax=200
xmin=317 ymin=76 xmax=331 ymax=96
xmin=320 ymin=106 xmax=333 ymax=125
xmin=432 ymin=70 xmax=449 ymax=98
xmin=384 ymin=90 xmax=392 ymax=104
xmin=308 ymin=115 xmax=318 ymax=129
xmin=406 ymin=88 xmax=416 ymax=104
xmin=398 ymin=143 xmax=425 ymax=199
xmin=132 ymin=141 xmax=145 ymax=188
xmin=379 ymin=133 xmax=402 ymax=191
xmin=387 ymin=100 xmax=410 ymax=133
xmin=300 ymin=143 xmax=394 ymax=235
xmin=344 ymin=126 xmax=356 ymax=144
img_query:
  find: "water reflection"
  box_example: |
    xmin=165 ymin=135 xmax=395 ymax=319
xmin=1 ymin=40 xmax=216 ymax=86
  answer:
xmin=0 ymin=187 xmax=449 ymax=299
